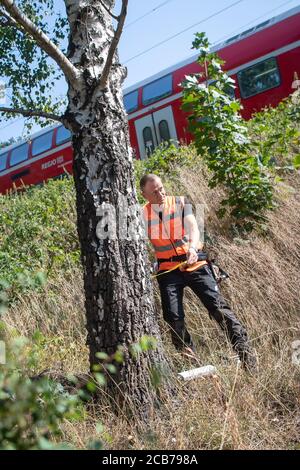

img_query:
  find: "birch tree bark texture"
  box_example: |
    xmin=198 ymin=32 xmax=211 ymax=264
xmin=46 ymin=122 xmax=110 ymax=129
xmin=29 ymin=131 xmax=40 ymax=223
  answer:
xmin=64 ymin=0 xmax=170 ymax=414
xmin=0 ymin=0 xmax=171 ymax=415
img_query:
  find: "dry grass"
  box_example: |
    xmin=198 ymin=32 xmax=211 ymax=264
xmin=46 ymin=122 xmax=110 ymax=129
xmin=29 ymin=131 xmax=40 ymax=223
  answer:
xmin=4 ymin=266 xmax=89 ymax=375
xmin=3 ymin=162 xmax=300 ymax=450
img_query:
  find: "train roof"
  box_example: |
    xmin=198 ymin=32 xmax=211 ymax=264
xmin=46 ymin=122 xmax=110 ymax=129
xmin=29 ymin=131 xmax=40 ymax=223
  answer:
xmin=123 ymin=4 xmax=300 ymax=95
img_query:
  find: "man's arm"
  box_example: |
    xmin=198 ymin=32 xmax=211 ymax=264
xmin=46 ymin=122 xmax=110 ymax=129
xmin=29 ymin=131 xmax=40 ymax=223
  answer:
xmin=184 ymin=213 xmax=203 ymax=264
xmin=182 ymin=196 xmax=204 ymax=265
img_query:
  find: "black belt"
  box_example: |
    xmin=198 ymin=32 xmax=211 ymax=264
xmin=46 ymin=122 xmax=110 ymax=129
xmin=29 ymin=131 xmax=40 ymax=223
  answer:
xmin=157 ymin=251 xmax=208 ymax=264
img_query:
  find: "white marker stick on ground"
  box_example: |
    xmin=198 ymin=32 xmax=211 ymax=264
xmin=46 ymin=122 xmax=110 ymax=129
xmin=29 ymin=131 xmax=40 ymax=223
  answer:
xmin=178 ymin=365 xmax=217 ymax=381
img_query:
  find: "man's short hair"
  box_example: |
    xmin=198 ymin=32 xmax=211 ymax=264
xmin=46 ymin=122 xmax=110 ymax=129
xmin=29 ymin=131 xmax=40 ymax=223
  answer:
xmin=140 ymin=174 xmax=160 ymax=191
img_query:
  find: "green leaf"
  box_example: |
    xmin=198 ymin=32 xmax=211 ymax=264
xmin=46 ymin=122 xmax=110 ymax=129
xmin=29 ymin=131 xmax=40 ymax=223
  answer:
xmin=94 ymin=373 xmax=106 ymax=387
xmin=113 ymin=348 xmax=124 ymax=364
xmin=293 ymin=155 xmax=300 ymax=168
xmin=86 ymin=380 xmax=97 ymax=393
xmin=95 ymin=352 xmax=109 ymax=361
xmin=139 ymin=335 xmax=157 ymax=351
xmin=105 ymin=364 xmax=117 ymax=374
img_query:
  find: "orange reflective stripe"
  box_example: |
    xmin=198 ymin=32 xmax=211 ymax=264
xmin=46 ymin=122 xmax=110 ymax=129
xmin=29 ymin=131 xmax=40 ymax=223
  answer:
xmin=158 ymin=259 xmax=207 ymax=273
xmin=144 ymin=194 xmax=203 ymax=272
xmin=144 ymin=196 xmax=191 ymax=267
xmin=151 ymin=237 xmax=188 ymax=252
xmin=145 ymin=197 xmax=185 ymax=243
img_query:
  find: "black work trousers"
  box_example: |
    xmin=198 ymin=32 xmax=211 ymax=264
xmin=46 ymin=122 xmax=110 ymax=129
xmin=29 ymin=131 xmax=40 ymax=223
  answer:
xmin=157 ymin=263 xmax=250 ymax=358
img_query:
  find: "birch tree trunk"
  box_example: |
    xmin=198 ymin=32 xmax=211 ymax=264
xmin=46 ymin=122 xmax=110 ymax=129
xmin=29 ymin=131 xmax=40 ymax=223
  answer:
xmin=64 ymin=0 xmax=170 ymax=414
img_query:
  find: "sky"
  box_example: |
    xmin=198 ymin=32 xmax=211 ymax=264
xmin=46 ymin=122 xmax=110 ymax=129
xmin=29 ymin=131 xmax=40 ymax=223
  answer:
xmin=1 ymin=0 xmax=300 ymax=142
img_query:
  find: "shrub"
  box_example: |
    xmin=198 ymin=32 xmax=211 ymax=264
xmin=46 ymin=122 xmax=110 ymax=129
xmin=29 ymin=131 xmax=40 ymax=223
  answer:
xmin=181 ymin=33 xmax=275 ymax=229
xmin=0 ymin=178 xmax=80 ymax=299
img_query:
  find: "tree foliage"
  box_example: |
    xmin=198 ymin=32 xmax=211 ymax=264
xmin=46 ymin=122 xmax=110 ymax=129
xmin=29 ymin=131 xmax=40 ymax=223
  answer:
xmin=0 ymin=0 xmax=68 ymax=130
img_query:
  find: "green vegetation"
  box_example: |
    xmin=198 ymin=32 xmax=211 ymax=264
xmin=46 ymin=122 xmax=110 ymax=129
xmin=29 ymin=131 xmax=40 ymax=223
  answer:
xmin=0 ymin=0 xmax=68 ymax=133
xmin=0 ymin=178 xmax=80 ymax=300
xmin=0 ymin=75 xmax=299 ymax=450
xmin=248 ymin=94 xmax=300 ymax=172
xmin=181 ymin=33 xmax=299 ymax=229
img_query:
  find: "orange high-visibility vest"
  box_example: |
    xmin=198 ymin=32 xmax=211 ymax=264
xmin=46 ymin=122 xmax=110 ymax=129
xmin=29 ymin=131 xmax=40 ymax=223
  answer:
xmin=143 ymin=196 xmax=206 ymax=272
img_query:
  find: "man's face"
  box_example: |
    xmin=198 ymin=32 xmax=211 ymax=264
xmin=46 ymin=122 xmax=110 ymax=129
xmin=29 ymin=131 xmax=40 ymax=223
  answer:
xmin=142 ymin=177 xmax=166 ymax=205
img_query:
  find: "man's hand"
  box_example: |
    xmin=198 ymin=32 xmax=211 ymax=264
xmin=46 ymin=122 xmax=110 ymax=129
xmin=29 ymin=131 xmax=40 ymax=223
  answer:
xmin=186 ymin=247 xmax=198 ymax=265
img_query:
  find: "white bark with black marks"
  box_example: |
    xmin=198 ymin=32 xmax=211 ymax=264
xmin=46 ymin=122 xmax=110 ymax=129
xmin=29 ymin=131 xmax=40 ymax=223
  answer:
xmin=64 ymin=0 xmax=170 ymax=413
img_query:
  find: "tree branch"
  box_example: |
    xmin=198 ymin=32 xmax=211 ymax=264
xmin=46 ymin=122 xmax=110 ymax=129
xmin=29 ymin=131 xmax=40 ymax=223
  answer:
xmin=0 ymin=0 xmax=80 ymax=86
xmin=99 ymin=0 xmax=128 ymax=90
xmin=98 ymin=0 xmax=120 ymax=21
xmin=0 ymin=106 xmax=63 ymax=122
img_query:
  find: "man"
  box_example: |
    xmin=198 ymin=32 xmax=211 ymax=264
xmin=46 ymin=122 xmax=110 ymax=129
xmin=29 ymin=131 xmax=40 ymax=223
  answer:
xmin=141 ymin=173 xmax=257 ymax=372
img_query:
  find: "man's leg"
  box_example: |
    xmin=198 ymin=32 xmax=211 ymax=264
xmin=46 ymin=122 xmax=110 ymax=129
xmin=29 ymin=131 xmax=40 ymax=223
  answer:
xmin=185 ymin=264 xmax=256 ymax=370
xmin=157 ymin=270 xmax=194 ymax=351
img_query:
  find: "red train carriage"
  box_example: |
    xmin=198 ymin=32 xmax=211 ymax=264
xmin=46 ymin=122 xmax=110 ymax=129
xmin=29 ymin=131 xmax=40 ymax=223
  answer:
xmin=124 ymin=4 xmax=300 ymax=159
xmin=1 ymin=5 xmax=300 ymax=193
xmin=0 ymin=125 xmax=72 ymax=194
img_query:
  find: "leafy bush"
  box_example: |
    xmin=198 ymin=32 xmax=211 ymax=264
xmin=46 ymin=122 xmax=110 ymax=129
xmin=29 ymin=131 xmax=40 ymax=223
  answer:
xmin=181 ymin=32 xmax=275 ymax=229
xmin=0 ymin=324 xmax=160 ymax=449
xmin=0 ymin=178 xmax=80 ymax=298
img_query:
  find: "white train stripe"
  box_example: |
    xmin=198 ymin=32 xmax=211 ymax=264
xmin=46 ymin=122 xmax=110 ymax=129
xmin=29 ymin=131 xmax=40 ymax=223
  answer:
xmin=127 ymin=92 xmax=183 ymax=120
xmin=0 ymin=141 xmax=71 ymax=177
xmin=228 ymin=39 xmax=300 ymax=76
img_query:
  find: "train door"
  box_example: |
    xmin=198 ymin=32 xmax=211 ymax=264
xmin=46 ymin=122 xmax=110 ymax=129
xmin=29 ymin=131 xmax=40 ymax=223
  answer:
xmin=134 ymin=106 xmax=177 ymax=159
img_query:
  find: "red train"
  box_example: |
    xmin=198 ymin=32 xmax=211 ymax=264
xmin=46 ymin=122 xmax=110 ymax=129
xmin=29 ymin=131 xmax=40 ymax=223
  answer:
xmin=1 ymin=5 xmax=300 ymax=193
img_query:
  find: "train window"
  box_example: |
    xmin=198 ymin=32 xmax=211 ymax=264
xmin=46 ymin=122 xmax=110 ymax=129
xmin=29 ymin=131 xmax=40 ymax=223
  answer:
xmin=32 ymin=131 xmax=53 ymax=156
xmin=238 ymin=57 xmax=280 ymax=99
xmin=10 ymin=143 xmax=29 ymax=167
xmin=143 ymin=74 xmax=172 ymax=106
xmin=143 ymin=126 xmax=155 ymax=156
xmin=124 ymin=90 xmax=138 ymax=113
xmin=56 ymin=126 xmax=72 ymax=144
xmin=158 ymin=120 xmax=170 ymax=142
xmin=0 ymin=152 xmax=8 ymax=172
